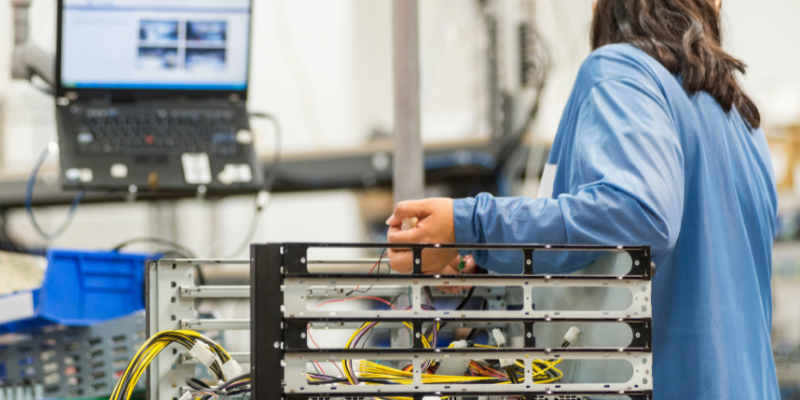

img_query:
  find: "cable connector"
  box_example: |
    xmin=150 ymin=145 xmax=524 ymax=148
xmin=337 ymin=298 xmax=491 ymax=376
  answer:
xmin=401 ymin=217 xmax=418 ymax=231
xmin=221 ymin=359 xmax=243 ymax=380
xmin=563 ymin=326 xmax=581 ymax=346
xmin=499 ymin=358 xmax=515 ymax=367
xmin=189 ymin=342 xmax=217 ymax=367
xmin=255 ymin=190 xmax=271 ymax=211
xmin=492 ymin=328 xmax=506 ymax=347
xmin=178 ymin=390 xmax=193 ymax=400
xmin=450 ymin=340 xmax=469 ymax=349
xmin=48 ymin=141 xmax=60 ymax=155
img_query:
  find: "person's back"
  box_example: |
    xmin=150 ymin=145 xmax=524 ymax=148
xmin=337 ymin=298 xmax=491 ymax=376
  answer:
xmin=545 ymin=43 xmax=780 ymax=398
xmin=385 ymin=1 xmax=781 ymax=397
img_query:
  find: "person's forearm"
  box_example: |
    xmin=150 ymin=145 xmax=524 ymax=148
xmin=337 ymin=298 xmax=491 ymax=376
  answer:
xmin=453 ymin=187 xmax=678 ymax=274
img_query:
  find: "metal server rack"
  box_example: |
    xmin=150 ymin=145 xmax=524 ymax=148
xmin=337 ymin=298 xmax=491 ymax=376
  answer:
xmin=145 ymin=258 xmax=518 ymax=400
xmin=251 ymin=243 xmax=655 ymax=400
xmin=146 ymin=259 xmax=252 ymax=400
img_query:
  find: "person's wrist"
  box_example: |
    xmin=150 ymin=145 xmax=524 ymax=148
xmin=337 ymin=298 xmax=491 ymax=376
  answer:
xmin=452 ymin=198 xmax=478 ymax=256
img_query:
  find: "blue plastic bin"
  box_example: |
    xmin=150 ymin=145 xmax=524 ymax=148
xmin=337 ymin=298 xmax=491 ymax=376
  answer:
xmin=0 ymin=249 xmax=148 ymax=334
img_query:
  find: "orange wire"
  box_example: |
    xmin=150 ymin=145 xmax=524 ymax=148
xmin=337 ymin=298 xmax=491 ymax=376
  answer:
xmin=351 ymin=251 xmax=387 ymax=293
xmin=306 ymin=324 xmax=326 ymax=375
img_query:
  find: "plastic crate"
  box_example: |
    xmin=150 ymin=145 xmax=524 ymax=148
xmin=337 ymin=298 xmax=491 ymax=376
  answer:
xmin=0 ymin=249 xmax=148 ymax=334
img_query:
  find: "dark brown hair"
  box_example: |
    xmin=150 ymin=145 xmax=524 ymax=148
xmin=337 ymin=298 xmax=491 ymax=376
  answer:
xmin=591 ymin=0 xmax=760 ymax=128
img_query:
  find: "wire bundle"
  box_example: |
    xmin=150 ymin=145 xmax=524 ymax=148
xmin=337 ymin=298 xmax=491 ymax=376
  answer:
xmin=305 ymin=293 xmax=571 ymax=396
xmin=339 ymin=304 xmax=439 ymax=385
xmin=110 ymin=331 xmax=233 ymax=400
xmin=185 ymin=373 xmax=251 ymax=400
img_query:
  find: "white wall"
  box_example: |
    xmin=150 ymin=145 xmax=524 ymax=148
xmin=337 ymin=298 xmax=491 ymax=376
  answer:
xmin=531 ymin=0 xmax=800 ymax=142
xmin=2 ymin=0 xmax=800 ymax=251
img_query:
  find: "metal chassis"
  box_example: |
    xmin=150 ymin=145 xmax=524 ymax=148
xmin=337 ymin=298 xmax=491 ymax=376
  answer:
xmin=251 ymin=243 xmax=655 ymax=400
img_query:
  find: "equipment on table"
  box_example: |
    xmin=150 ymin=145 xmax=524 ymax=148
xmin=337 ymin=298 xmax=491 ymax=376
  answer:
xmin=54 ymin=0 xmax=263 ymax=193
xmin=141 ymin=243 xmax=655 ymax=400
xmin=0 ymin=249 xmax=147 ymax=335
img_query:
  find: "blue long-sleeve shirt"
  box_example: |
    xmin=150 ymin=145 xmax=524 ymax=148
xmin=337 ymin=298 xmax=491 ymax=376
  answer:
xmin=453 ymin=44 xmax=779 ymax=398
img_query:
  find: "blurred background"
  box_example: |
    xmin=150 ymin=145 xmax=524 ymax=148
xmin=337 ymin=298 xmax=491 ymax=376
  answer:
xmin=0 ymin=0 xmax=798 ymax=397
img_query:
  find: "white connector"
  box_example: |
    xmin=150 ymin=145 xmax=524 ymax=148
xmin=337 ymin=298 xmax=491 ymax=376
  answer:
xmin=564 ymin=326 xmax=581 ymax=345
xmin=492 ymin=328 xmax=506 ymax=347
xmin=450 ymin=340 xmax=469 ymax=349
xmin=401 ymin=217 xmax=418 ymax=231
xmin=189 ymin=342 xmax=217 ymax=368
xmin=491 ymin=329 xmax=514 ymax=367
xmin=222 ymin=359 xmax=243 ymax=380
xmin=48 ymin=141 xmax=60 ymax=155
xmin=256 ymin=191 xmax=271 ymax=211
xmin=499 ymin=358 xmax=515 ymax=367
xmin=178 ymin=390 xmax=193 ymax=400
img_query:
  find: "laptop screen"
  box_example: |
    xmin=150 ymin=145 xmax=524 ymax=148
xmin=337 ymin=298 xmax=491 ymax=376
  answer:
xmin=60 ymin=0 xmax=251 ymax=91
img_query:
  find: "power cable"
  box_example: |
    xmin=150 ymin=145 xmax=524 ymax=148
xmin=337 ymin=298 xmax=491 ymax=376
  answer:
xmin=212 ymin=112 xmax=282 ymax=259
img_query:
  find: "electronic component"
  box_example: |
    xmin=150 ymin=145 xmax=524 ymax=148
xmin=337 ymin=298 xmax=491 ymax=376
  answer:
xmin=251 ymin=243 xmax=655 ymax=400
xmin=145 ymin=243 xmax=655 ymax=400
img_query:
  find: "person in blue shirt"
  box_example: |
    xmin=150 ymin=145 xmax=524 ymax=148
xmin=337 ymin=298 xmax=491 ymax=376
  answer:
xmin=386 ymin=0 xmax=780 ymax=398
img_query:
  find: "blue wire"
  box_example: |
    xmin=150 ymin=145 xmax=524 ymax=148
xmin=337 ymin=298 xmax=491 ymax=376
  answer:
xmin=25 ymin=146 xmax=85 ymax=242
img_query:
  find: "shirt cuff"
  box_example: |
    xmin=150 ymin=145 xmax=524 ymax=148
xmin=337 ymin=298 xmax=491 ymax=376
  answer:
xmin=453 ymin=197 xmax=480 ymax=255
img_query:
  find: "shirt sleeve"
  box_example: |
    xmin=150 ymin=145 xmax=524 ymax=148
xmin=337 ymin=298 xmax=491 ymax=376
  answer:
xmin=453 ymin=78 xmax=685 ymax=274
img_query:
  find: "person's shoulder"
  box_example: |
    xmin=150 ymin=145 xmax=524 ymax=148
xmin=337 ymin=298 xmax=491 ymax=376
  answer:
xmin=577 ymin=43 xmax=668 ymax=87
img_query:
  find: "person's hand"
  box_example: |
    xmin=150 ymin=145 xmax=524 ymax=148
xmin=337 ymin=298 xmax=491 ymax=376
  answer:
xmin=386 ymin=198 xmax=457 ymax=274
xmin=436 ymin=255 xmax=477 ymax=293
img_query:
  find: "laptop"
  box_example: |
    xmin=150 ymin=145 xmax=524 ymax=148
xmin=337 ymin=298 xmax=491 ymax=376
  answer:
xmin=55 ymin=0 xmax=264 ymax=193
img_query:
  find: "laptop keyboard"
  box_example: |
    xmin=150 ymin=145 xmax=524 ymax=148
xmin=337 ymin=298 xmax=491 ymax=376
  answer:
xmin=75 ymin=108 xmax=241 ymax=158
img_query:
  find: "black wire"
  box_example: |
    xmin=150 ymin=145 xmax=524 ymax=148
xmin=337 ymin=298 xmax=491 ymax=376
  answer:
xmin=185 ymin=377 xmax=211 ymax=391
xmin=113 ymin=237 xmax=206 ymax=284
xmin=0 ymin=208 xmax=31 ymax=253
xmin=359 ymin=291 xmax=406 ymax=349
xmin=465 ymin=297 xmax=487 ymax=341
xmin=423 ymin=286 xmax=475 ymax=338
xmin=25 ymin=145 xmax=85 ymax=242
xmin=345 ymin=249 xmax=387 ymax=296
xmin=248 ymin=112 xmax=283 ymax=191
xmin=424 ymin=286 xmax=436 ymax=309
xmin=113 ymin=237 xmax=198 ymax=257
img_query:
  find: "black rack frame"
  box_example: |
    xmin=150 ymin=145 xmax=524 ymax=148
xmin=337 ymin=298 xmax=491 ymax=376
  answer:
xmin=250 ymin=242 xmax=655 ymax=400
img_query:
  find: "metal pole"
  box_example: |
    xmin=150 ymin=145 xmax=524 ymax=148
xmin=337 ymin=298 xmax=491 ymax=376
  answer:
xmin=392 ymin=0 xmax=424 ymax=204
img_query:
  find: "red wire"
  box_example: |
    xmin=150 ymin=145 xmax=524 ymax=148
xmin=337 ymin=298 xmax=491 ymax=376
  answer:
xmin=312 ymin=296 xmax=397 ymax=311
xmin=307 ymin=253 xmax=388 ymax=378
xmin=314 ymin=360 xmax=326 ymax=375
xmin=470 ymin=361 xmax=506 ymax=379
xmin=306 ymin=324 xmax=326 ymax=375
xmin=329 ymin=359 xmax=345 ymax=377
xmin=351 ymin=251 xmax=386 ymax=293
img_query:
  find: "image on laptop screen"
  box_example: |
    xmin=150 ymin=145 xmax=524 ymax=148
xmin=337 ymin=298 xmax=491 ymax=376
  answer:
xmin=60 ymin=0 xmax=251 ymax=91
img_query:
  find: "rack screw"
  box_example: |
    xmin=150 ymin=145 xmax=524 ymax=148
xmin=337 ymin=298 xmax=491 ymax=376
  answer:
xmin=635 ymin=332 xmax=641 ymax=338
xmin=301 ymin=332 xmax=306 ymax=339
xmin=526 ymin=332 xmax=532 ymax=338
xmin=300 ymin=257 xmax=306 ymax=264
